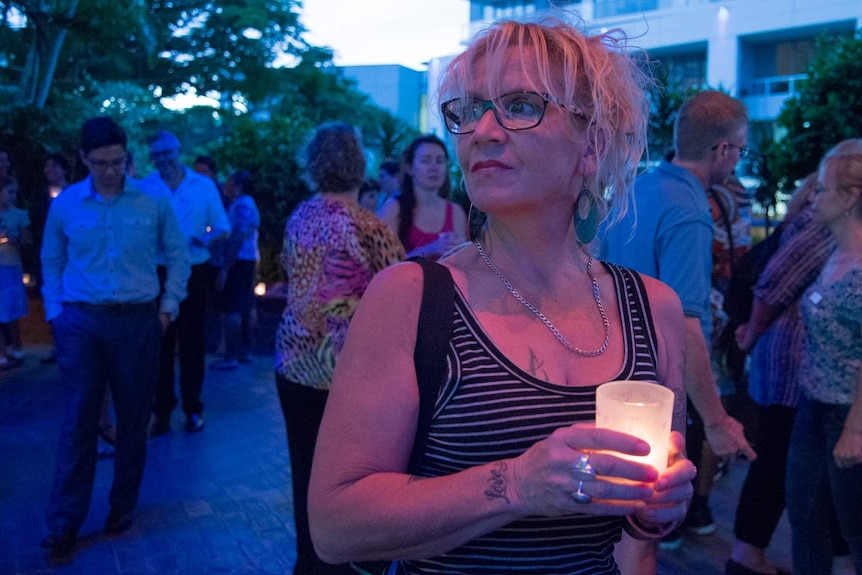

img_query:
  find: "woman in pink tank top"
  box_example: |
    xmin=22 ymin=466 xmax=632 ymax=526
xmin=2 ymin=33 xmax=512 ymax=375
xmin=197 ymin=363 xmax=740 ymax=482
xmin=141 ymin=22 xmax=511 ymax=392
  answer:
xmin=378 ymin=135 xmax=467 ymax=260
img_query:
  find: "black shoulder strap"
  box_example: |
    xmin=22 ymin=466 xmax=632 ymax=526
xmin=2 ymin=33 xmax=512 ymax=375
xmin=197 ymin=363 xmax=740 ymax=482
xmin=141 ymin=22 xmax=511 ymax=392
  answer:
xmin=351 ymin=258 xmax=454 ymax=575
xmin=406 ymin=256 xmax=454 ymax=474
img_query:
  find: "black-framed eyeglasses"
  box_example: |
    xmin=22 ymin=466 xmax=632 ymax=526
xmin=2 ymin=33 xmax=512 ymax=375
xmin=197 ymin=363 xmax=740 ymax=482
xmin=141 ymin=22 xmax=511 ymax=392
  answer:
xmin=150 ymin=149 xmax=179 ymax=160
xmin=813 ymin=184 xmax=842 ymax=196
xmin=87 ymin=157 xmax=126 ymax=171
xmin=441 ymin=91 xmax=560 ymax=135
xmin=711 ymin=141 xmax=751 ymax=158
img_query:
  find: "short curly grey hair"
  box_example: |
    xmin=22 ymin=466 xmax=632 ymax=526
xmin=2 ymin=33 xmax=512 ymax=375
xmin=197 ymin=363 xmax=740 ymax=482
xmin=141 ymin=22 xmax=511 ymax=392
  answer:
xmin=299 ymin=122 xmax=366 ymax=194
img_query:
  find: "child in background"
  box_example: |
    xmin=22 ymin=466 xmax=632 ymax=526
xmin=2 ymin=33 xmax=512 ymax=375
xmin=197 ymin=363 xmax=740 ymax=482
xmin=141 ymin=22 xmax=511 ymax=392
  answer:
xmin=0 ymin=177 xmax=33 ymax=369
xmin=358 ymin=178 xmax=381 ymax=212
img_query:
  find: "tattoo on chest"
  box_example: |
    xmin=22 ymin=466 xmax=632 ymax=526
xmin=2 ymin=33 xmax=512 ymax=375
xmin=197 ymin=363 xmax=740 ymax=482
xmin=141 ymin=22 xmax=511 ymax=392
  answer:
xmin=484 ymin=462 xmax=510 ymax=503
xmin=528 ymin=348 xmax=549 ymax=381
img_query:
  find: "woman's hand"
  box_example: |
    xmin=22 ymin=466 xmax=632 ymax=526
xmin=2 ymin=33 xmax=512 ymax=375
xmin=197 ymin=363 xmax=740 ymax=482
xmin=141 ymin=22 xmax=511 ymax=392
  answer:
xmin=437 ymin=231 xmax=466 ymax=251
xmin=834 ymin=425 xmax=862 ymax=469
xmin=632 ymin=431 xmax=695 ymax=527
xmin=413 ymin=232 xmax=467 ymax=260
xmin=508 ymin=423 xmax=660 ymax=518
xmin=734 ymin=322 xmax=753 ymax=352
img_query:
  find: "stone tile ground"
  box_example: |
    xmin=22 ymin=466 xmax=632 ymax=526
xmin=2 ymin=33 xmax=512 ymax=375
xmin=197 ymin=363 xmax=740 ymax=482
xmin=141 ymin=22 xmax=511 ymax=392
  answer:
xmin=0 ymin=295 xmax=792 ymax=574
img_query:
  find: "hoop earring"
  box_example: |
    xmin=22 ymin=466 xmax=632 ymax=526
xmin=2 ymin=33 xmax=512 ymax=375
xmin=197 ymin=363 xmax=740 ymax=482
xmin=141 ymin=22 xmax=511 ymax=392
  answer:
xmin=574 ymin=188 xmax=599 ymax=244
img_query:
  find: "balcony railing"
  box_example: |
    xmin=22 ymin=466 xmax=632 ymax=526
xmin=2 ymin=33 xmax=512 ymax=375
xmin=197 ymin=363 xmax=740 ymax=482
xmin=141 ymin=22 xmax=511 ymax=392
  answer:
xmin=593 ymin=0 xmax=659 ymax=18
xmin=740 ymin=73 xmax=808 ymax=98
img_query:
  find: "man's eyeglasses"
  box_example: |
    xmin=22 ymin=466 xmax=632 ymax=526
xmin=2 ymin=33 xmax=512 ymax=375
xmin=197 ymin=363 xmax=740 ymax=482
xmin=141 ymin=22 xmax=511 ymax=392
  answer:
xmin=150 ymin=149 xmax=179 ymax=160
xmin=87 ymin=157 xmax=126 ymax=171
xmin=813 ymin=184 xmax=843 ymax=196
xmin=441 ymin=91 xmax=562 ymax=135
xmin=711 ymin=141 xmax=751 ymax=158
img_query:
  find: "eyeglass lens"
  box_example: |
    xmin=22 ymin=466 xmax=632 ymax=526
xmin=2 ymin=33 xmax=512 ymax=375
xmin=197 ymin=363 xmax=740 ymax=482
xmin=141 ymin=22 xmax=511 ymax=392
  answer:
xmin=443 ymin=92 xmax=548 ymax=134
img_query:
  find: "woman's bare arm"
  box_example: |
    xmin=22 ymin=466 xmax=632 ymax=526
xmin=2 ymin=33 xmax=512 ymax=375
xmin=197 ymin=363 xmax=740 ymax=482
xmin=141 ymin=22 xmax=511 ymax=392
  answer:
xmin=309 ymin=262 xmax=663 ymax=564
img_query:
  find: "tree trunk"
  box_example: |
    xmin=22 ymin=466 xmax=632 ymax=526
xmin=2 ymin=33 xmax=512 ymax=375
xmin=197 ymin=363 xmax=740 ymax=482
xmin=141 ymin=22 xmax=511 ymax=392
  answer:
xmin=15 ymin=0 xmax=79 ymax=109
xmin=34 ymin=24 xmax=68 ymax=108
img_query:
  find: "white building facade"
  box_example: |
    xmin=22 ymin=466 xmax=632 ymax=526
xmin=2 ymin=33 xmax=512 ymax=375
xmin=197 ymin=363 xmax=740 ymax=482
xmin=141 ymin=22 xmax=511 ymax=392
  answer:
xmin=422 ymin=0 xmax=862 ymax=136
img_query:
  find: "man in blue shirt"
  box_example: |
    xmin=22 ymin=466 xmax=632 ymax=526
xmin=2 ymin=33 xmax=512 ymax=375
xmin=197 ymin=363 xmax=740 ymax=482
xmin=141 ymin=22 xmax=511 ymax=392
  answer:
xmin=143 ymin=131 xmax=229 ymax=435
xmin=603 ymin=90 xmax=757 ymax=545
xmin=40 ymin=117 xmax=190 ymax=556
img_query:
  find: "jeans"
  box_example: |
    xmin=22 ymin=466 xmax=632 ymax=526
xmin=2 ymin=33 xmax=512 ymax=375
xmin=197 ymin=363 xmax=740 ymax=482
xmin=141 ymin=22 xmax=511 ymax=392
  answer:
xmin=786 ymin=394 xmax=862 ymax=574
xmin=46 ymin=302 xmax=160 ymax=533
xmin=155 ymin=263 xmax=210 ymax=420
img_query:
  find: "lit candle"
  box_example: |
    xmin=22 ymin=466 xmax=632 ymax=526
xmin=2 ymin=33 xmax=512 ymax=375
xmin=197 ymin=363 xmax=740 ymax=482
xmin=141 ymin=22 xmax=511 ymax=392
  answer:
xmin=595 ymin=380 xmax=674 ymax=474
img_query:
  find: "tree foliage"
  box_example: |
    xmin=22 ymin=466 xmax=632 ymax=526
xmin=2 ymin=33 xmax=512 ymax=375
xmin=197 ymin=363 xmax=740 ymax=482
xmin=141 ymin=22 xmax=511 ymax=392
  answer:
xmin=1 ymin=0 xmax=307 ymax=107
xmin=1 ymin=0 xmax=81 ymax=107
xmin=644 ymin=60 xmax=700 ymax=162
xmin=1 ymin=0 xmax=419 ymax=285
xmin=1 ymin=1 xmax=156 ymax=107
xmin=765 ymin=29 xmax=862 ymax=191
xmin=145 ymin=0 xmax=306 ymax=103
xmin=206 ymin=59 xmax=420 ymax=282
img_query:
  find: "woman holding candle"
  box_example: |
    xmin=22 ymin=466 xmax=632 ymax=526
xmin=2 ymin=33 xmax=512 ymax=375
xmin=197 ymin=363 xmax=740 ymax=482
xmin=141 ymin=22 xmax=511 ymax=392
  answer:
xmin=308 ymin=19 xmax=695 ymax=575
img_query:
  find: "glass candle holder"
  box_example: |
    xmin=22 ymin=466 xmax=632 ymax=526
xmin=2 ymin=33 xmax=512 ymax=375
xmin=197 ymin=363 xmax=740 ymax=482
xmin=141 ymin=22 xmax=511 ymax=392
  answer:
xmin=595 ymin=380 xmax=675 ymax=474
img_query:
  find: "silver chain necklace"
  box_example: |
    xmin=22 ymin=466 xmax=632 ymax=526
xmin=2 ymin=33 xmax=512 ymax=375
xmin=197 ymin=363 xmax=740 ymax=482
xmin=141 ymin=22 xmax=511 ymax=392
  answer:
xmin=475 ymin=241 xmax=610 ymax=357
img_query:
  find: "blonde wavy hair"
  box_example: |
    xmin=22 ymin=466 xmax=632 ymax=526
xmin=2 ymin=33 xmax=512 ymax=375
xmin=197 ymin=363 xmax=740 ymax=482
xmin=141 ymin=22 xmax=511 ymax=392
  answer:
xmin=437 ymin=18 xmax=651 ymax=230
xmin=820 ymin=139 xmax=862 ymax=220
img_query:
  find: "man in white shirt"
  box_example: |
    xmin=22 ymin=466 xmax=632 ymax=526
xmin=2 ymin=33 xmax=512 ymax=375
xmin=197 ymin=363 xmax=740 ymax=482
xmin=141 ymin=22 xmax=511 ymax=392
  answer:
xmin=143 ymin=130 xmax=229 ymax=435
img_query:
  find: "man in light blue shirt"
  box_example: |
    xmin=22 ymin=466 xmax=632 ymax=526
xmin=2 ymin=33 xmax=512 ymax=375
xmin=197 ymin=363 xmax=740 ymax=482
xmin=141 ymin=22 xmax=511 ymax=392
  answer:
xmin=143 ymin=130 xmax=229 ymax=435
xmin=40 ymin=117 xmax=190 ymax=556
xmin=603 ymin=90 xmax=756 ymax=547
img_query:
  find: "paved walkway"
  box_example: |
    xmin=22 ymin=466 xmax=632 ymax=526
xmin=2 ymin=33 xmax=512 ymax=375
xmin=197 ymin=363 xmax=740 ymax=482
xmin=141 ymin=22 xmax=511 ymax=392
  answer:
xmin=1 ymin=342 xmax=297 ymax=575
xmin=0 ymin=313 xmax=793 ymax=574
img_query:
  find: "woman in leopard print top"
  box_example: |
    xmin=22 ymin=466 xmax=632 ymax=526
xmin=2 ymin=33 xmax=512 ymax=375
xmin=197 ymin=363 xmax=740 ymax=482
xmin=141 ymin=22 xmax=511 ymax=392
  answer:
xmin=275 ymin=123 xmax=404 ymax=575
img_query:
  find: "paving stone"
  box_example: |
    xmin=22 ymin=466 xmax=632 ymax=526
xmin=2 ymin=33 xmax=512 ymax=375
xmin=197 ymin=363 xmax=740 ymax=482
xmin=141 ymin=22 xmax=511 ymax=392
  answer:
xmin=1 ymin=337 xmax=792 ymax=574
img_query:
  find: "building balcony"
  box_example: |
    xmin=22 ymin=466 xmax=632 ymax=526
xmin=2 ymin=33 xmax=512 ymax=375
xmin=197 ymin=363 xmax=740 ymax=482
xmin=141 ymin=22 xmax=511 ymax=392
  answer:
xmin=739 ymin=73 xmax=808 ymax=121
xmin=594 ymin=0 xmax=659 ymax=19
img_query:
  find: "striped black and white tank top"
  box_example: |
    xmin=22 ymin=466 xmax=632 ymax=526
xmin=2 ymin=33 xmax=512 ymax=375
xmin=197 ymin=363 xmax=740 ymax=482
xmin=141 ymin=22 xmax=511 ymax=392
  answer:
xmin=403 ymin=262 xmax=662 ymax=575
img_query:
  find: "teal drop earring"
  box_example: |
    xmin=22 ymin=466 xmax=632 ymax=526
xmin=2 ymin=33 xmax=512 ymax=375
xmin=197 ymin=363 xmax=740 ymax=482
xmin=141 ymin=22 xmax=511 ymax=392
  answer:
xmin=574 ymin=188 xmax=599 ymax=244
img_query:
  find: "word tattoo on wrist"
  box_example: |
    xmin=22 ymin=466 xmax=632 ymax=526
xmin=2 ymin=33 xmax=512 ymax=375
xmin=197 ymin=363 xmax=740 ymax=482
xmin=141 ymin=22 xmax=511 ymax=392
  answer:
xmin=485 ymin=462 xmax=510 ymax=503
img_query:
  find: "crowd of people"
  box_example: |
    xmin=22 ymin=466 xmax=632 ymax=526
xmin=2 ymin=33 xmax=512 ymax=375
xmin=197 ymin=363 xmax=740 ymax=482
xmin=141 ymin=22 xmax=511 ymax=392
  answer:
xmin=1 ymin=15 xmax=860 ymax=575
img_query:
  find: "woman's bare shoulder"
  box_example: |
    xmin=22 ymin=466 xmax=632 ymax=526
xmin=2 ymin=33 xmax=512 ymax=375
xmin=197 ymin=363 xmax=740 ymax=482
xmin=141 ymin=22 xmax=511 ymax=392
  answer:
xmin=361 ymin=260 xmax=425 ymax=306
xmin=630 ymin=270 xmax=684 ymax=322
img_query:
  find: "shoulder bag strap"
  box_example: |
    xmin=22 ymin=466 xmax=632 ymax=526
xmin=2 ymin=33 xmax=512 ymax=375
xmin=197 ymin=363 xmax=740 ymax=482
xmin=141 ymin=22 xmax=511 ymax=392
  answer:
xmin=350 ymin=258 xmax=454 ymax=575
xmin=406 ymin=256 xmax=454 ymax=474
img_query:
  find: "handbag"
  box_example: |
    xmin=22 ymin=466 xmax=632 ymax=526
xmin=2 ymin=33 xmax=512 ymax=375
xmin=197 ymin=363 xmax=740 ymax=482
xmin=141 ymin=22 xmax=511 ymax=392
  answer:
xmin=350 ymin=257 xmax=454 ymax=575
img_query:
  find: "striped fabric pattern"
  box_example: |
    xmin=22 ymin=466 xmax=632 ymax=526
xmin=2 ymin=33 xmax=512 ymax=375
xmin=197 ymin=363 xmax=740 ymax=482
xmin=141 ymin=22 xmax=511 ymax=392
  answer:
xmin=403 ymin=263 xmax=661 ymax=575
xmin=748 ymin=208 xmax=834 ymax=407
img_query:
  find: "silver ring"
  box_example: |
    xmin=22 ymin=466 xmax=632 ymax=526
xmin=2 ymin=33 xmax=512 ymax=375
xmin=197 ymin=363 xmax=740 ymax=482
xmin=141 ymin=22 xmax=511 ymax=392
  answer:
xmin=572 ymin=479 xmax=591 ymax=504
xmin=571 ymin=453 xmax=596 ymax=481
